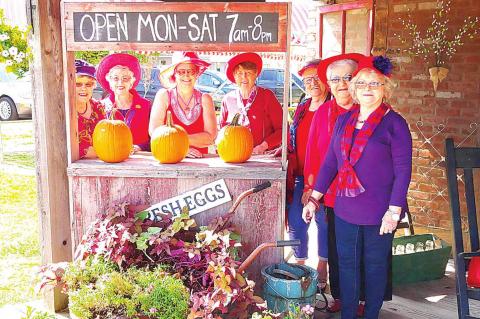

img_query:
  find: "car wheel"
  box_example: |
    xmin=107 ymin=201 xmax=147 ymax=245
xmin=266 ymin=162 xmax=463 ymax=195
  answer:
xmin=0 ymin=96 xmax=18 ymax=121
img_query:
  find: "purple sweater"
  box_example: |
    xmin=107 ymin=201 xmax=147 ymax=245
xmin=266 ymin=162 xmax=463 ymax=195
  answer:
xmin=314 ymin=110 xmax=412 ymax=225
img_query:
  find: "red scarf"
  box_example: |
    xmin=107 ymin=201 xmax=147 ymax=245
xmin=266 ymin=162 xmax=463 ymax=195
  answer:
xmin=337 ymin=103 xmax=390 ymax=197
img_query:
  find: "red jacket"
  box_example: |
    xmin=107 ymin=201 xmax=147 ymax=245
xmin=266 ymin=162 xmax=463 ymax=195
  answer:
xmin=220 ymin=87 xmax=283 ymax=149
xmin=304 ymin=99 xmax=353 ymax=207
xmin=104 ymin=91 xmax=151 ymax=150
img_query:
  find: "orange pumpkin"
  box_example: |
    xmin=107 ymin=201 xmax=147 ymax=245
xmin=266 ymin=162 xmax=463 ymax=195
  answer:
xmin=92 ymin=118 xmax=133 ymax=163
xmin=216 ymin=113 xmax=253 ymax=163
xmin=151 ymin=111 xmax=189 ymax=163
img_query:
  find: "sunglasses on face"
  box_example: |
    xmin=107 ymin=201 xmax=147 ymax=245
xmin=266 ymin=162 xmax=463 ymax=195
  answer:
xmin=355 ymin=80 xmax=385 ymax=89
xmin=302 ymin=75 xmax=321 ymax=85
xmin=75 ymin=82 xmax=95 ymax=88
xmin=176 ymin=69 xmax=197 ymax=76
xmin=328 ymin=75 xmax=353 ymax=84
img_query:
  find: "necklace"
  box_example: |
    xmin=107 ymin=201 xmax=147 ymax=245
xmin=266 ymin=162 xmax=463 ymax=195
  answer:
xmin=78 ymin=102 xmax=88 ymax=115
xmin=176 ymin=88 xmax=194 ymax=112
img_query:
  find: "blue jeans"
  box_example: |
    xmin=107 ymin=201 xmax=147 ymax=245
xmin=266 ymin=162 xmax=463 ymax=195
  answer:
xmin=287 ymin=176 xmax=328 ymax=260
xmin=335 ymin=215 xmax=393 ymax=319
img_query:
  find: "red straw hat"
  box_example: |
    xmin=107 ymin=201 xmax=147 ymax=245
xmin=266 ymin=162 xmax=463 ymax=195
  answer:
xmin=96 ymin=53 xmax=141 ymax=93
xmin=317 ymin=53 xmax=365 ymax=85
xmin=298 ymin=59 xmax=322 ymax=77
xmin=225 ymin=52 xmax=263 ymax=83
xmin=159 ymin=51 xmax=210 ymax=88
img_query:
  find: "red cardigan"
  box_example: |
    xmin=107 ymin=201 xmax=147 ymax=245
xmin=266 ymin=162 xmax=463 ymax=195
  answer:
xmin=304 ymin=99 xmax=353 ymax=207
xmin=104 ymin=91 xmax=152 ymax=151
xmin=219 ymin=87 xmax=283 ymax=149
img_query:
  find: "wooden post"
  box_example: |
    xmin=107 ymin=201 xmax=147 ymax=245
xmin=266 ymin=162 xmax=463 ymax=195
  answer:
xmin=31 ymin=0 xmax=72 ymax=311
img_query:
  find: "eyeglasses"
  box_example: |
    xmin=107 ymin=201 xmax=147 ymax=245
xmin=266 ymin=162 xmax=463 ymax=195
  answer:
xmin=328 ymin=75 xmax=353 ymax=84
xmin=176 ymin=69 xmax=197 ymax=76
xmin=109 ymin=76 xmax=132 ymax=83
xmin=234 ymin=70 xmax=257 ymax=78
xmin=355 ymin=80 xmax=385 ymax=89
xmin=76 ymin=82 xmax=95 ymax=88
xmin=303 ymin=75 xmax=321 ymax=85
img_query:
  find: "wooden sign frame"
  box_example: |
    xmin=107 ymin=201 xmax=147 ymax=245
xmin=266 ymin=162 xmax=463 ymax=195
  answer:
xmin=61 ymin=1 xmax=291 ymax=167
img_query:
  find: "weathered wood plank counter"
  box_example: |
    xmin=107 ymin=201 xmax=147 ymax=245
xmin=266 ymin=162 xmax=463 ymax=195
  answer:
xmin=67 ymin=153 xmax=286 ymax=285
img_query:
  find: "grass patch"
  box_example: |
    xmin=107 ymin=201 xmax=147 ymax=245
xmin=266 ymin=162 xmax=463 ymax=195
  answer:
xmin=2 ymin=152 xmax=35 ymax=169
xmin=0 ymin=170 xmax=40 ymax=307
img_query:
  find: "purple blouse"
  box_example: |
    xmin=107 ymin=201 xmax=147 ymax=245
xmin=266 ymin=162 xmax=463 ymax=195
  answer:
xmin=314 ymin=110 xmax=412 ymax=225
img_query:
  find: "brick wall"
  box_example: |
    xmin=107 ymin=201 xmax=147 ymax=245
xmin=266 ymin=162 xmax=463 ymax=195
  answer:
xmin=307 ymin=0 xmax=480 ymax=232
xmin=373 ymin=0 xmax=480 ymax=231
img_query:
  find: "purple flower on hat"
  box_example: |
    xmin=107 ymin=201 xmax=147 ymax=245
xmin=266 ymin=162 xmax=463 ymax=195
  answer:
xmin=372 ymin=56 xmax=393 ymax=76
xmin=75 ymin=59 xmax=96 ymax=79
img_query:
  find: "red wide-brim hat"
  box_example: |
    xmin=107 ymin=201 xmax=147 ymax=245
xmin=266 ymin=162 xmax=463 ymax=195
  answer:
xmin=353 ymin=55 xmax=394 ymax=78
xmin=97 ymin=53 xmax=142 ymax=93
xmin=225 ymin=52 xmax=263 ymax=83
xmin=317 ymin=53 xmax=365 ymax=85
xmin=159 ymin=51 xmax=210 ymax=89
xmin=298 ymin=59 xmax=321 ymax=77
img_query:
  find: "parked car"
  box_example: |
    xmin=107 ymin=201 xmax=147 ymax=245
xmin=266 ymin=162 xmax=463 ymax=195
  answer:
xmin=0 ymin=66 xmax=33 ymax=121
xmin=93 ymin=68 xmax=234 ymax=110
xmin=256 ymin=68 xmax=306 ymax=106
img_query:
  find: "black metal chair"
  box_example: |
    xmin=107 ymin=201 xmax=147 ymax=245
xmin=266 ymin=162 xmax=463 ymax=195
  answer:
xmin=445 ymin=138 xmax=480 ymax=319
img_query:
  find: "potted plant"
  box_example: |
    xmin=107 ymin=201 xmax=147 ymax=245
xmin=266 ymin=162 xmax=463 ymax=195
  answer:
xmin=396 ymin=0 xmax=479 ymax=91
xmin=38 ymin=203 xmax=266 ymax=319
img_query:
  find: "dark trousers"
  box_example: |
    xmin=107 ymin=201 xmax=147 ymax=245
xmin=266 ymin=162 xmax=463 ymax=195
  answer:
xmin=335 ymin=215 xmax=394 ymax=319
xmin=326 ymin=206 xmax=341 ymax=299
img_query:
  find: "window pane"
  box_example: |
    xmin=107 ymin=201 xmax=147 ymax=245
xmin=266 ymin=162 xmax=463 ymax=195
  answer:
xmin=345 ymin=8 xmax=369 ymax=55
xmin=322 ymin=12 xmax=342 ymax=58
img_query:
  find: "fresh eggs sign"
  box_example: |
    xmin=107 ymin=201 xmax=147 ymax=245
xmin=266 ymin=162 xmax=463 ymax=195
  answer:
xmin=73 ymin=12 xmax=278 ymax=44
xmin=63 ymin=2 xmax=288 ymax=51
xmin=146 ymin=179 xmax=232 ymax=221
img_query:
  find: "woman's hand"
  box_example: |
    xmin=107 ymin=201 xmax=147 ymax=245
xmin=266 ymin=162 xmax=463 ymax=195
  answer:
xmin=131 ymin=145 xmax=142 ymax=154
xmin=186 ymin=148 xmax=203 ymax=158
xmin=379 ymin=209 xmax=400 ymax=235
xmin=252 ymin=141 xmax=269 ymax=155
xmin=301 ymin=188 xmax=312 ymax=205
xmin=302 ymin=201 xmax=316 ymax=224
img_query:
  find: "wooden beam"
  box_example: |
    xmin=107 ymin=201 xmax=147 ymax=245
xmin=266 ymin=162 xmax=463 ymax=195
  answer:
xmin=31 ymin=0 xmax=72 ymax=312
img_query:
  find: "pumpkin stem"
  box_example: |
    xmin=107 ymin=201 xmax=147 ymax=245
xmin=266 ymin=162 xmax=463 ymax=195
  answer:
xmin=166 ymin=110 xmax=173 ymax=127
xmin=231 ymin=113 xmax=241 ymax=126
xmin=109 ymin=107 xmax=118 ymax=121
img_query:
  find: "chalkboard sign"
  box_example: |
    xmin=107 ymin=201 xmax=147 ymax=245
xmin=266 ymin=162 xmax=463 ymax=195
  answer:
xmin=73 ymin=12 xmax=279 ymax=44
xmin=63 ymin=2 xmax=288 ymax=52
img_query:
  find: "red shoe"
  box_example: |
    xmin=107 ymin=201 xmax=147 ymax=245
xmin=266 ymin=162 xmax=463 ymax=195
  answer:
xmin=327 ymin=299 xmax=341 ymax=313
xmin=357 ymin=303 xmax=365 ymax=317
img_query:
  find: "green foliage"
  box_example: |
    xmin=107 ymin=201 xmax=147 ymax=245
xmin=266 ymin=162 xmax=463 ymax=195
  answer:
xmin=75 ymin=50 xmax=161 ymax=65
xmin=0 ymin=9 xmax=32 ymax=77
xmin=67 ymin=261 xmax=189 ymax=319
xmin=62 ymin=256 xmax=119 ymax=292
xmin=20 ymin=306 xmax=56 ymax=319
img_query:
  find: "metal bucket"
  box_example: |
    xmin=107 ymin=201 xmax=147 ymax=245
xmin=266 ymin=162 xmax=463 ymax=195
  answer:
xmin=261 ymin=263 xmax=318 ymax=313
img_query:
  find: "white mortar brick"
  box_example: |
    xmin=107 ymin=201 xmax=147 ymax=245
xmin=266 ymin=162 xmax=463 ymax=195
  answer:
xmin=435 ymin=91 xmax=462 ymax=99
xmin=418 ymin=2 xmax=440 ymax=10
xmin=393 ymin=4 xmax=417 ymax=13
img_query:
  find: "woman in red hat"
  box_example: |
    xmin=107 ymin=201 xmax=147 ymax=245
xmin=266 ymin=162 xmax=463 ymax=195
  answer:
xmin=97 ymin=53 xmax=151 ymax=152
xmin=219 ymin=52 xmax=283 ymax=154
xmin=303 ymin=55 xmax=412 ymax=319
xmin=149 ymin=51 xmax=217 ymax=158
xmin=75 ymin=59 xmax=105 ymax=158
xmin=303 ymin=53 xmax=365 ymax=314
xmin=286 ymin=58 xmax=331 ymax=292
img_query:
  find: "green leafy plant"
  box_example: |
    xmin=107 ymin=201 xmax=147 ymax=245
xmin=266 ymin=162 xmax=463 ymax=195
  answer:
xmin=396 ymin=0 xmax=479 ymax=66
xmin=0 ymin=9 xmax=32 ymax=77
xmin=39 ymin=203 xmax=266 ymax=319
xmin=20 ymin=306 xmax=56 ymax=319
